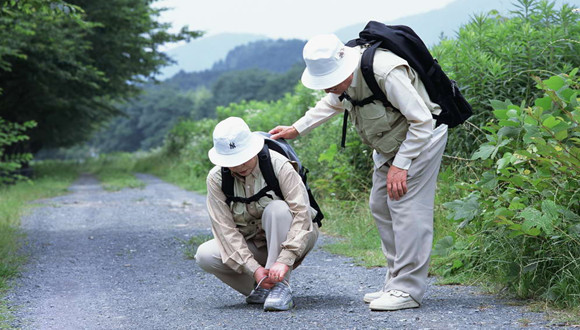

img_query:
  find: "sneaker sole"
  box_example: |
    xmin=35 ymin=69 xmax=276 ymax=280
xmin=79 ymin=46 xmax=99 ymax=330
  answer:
xmin=369 ymin=301 xmax=419 ymax=311
xmin=363 ymin=292 xmax=383 ymax=303
xmin=264 ymin=300 xmax=294 ymax=312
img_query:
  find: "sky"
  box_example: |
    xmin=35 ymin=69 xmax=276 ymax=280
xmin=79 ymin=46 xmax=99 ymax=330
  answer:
xmin=154 ymin=0 xmax=458 ymax=41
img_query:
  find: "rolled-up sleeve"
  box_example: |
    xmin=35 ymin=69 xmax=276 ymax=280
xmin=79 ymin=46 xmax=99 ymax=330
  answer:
xmin=275 ymin=162 xmax=316 ymax=266
xmin=206 ymin=171 xmax=261 ymax=276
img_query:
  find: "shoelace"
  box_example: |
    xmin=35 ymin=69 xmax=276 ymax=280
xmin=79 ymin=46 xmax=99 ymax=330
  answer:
xmin=254 ymin=276 xmax=291 ymax=298
xmin=255 ymin=275 xmax=269 ymax=290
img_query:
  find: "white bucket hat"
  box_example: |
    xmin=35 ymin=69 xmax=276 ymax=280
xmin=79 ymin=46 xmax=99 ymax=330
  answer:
xmin=208 ymin=117 xmax=264 ymax=167
xmin=301 ymin=34 xmax=359 ymax=90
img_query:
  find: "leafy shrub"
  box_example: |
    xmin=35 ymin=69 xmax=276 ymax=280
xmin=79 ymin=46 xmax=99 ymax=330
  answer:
xmin=435 ymin=69 xmax=580 ymax=307
xmin=0 ymin=118 xmax=36 ymax=185
xmin=433 ymin=0 xmax=580 ymax=156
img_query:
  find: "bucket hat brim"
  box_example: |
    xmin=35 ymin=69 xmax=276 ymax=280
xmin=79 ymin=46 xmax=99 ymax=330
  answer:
xmin=208 ymin=132 xmax=264 ymax=168
xmin=301 ymin=46 xmax=359 ymax=90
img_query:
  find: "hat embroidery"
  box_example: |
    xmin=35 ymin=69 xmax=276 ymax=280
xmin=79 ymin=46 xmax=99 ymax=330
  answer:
xmin=337 ymin=48 xmax=345 ymax=59
xmin=229 ymin=142 xmax=236 ymax=149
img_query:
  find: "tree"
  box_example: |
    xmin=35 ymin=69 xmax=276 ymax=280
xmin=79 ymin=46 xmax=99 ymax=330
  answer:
xmin=0 ymin=0 xmax=201 ymax=155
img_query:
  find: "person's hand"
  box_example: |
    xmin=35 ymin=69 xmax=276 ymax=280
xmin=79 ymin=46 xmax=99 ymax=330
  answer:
xmin=268 ymin=126 xmax=298 ymax=140
xmin=268 ymin=262 xmax=290 ymax=283
xmin=253 ymin=267 xmax=275 ymax=289
xmin=387 ymin=165 xmax=408 ymax=200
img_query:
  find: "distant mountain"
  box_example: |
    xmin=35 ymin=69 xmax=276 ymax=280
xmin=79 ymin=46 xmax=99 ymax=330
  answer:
xmin=211 ymin=39 xmax=305 ymax=73
xmin=162 ymin=38 xmax=306 ymax=91
xmin=158 ymin=33 xmax=268 ymax=79
xmin=160 ymin=0 xmax=579 ymax=79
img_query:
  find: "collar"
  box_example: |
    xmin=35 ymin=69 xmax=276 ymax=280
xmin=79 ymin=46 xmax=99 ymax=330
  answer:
xmin=231 ymin=160 xmax=261 ymax=181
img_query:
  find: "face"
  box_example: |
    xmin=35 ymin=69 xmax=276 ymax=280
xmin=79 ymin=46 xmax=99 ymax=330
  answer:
xmin=324 ymin=73 xmax=354 ymax=95
xmin=229 ymin=156 xmax=258 ymax=177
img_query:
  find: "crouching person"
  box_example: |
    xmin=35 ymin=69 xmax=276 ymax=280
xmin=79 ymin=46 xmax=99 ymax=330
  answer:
xmin=195 ymin=117 xmax=319 ymax=311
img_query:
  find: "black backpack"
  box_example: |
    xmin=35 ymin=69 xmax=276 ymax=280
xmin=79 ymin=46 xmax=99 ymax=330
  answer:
xmin=221 ymin=132 xmax=324 ymax=227
xmin=340 ymin=21 xmax=473 ymax=147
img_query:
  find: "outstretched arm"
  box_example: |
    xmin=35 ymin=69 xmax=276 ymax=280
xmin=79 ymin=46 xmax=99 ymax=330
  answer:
xmin=269 ymin=93 xmax=345 ymax=139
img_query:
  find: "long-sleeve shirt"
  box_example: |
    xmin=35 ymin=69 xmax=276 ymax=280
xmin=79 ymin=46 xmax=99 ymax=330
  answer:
xmin=293 ymin=49 xmax=443 ymax=170
xmin=206 ymin=150 xmax=316 ymax=276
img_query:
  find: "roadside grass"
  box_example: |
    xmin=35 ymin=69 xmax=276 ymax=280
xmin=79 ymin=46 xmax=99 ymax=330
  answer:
xmin=319 ymin=198 xmax=384 ymax=267
xmin=134 ymin=151 xmax=207 ymax=193
xmin=83 ymin=153 xmax=145 ymax=191
xmin=180 ymin=234 xmax=213 ymax=259
xmin=0 ymin=161 xmax=79 ymax=328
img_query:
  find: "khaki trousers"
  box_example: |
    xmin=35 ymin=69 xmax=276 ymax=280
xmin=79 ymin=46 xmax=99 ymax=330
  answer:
xmin=195 ymin=200 xmax=317 ymax=296
xmin=370 ymin=126 xmax=448 ymax=304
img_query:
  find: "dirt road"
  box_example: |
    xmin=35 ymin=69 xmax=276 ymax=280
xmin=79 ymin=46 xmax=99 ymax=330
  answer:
xmin=7 ymin=174 xmax=550 ymax=329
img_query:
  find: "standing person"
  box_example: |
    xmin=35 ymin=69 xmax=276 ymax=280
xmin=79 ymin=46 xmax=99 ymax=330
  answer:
xmin=195 ymin=116 xmax=319 ymax=311
xmin=269 ymin=34 xmax=448 ymax=311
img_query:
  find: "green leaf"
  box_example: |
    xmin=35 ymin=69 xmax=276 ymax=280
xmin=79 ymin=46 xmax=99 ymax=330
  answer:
xmin=497 ymin=126 xmax=521 ymax=138
xmin=534 ymin=97 xmax=552 ymax=110
xmin=493 ymin=109 xmax=509 ymax=120
xmin=506 ymin=109 xmax=519 ymax=118
xmin=443 ymin=193 xmax=480 ymax=224
xmin=527 ymin=228 xmax=542 ymax=236
xmin=451 ymin=259 xmax=464 ymax=270
xmin=544 ymin=75 xmax=565 ymax=91
xmin=471 ymin=145 xmax=495 ymax=160
xmin=554 ymin=130 xmax=568 ymax=141
xmin=432 ymin=236 xmax=454 ymax=257
xmin=497 ymin=154 xmax=511 ymax=170
xmin=542 ymin=116 xmax=561 ymax=129
xmin=498 ymin=119 xmax=521 ymax=127
xmin=509 ymin=197 xmax=525 ymax=211
xmin=490 ymin=99 xmax=510 ymax=111
xmin=520 ymin=206 xmax=554 ymax=236
xmin=541 ymin=200 xmax=560 ymax=224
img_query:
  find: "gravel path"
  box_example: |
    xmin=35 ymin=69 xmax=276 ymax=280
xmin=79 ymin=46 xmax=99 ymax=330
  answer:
xmin=6 ymin=173 xmax=553 ymax=329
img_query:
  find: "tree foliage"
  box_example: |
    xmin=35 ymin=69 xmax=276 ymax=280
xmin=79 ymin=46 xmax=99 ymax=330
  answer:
xmin=0 ymin=117 xmax=36 ymax=184
xmin=91 ymin=85 xmax=197 ymax=153
xmin=90 ymin=63 xmax=304 ymax=153
xmin=0 ymin=0 xmax=201 ymax=154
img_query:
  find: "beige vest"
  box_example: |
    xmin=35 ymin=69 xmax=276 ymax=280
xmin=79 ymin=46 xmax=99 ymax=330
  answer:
xmin=343 ymin=47 xmax=432 ymax=160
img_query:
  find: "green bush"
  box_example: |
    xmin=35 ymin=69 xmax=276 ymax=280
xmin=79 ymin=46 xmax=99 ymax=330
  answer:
xmin=0 ymin=118 xmax=36 ymax=185
xmin=435 ymin=69 xmax=580 ymax=307
xmin=433 ymin=0 xmax=580 ymax=156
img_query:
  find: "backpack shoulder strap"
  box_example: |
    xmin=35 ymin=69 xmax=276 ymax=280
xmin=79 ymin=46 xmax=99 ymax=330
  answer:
xmin=221 ymin=167 xmax=235 ymax=205
xmin=360 ymin=43 xmax=393 ymax=109
xmin=258 ymin=145 xmax=283 ymax=200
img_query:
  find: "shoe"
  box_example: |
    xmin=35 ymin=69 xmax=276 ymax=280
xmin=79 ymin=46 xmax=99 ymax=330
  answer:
xmin=246 ymin=286 xmax=270 ymax=304
xmin=363 ymin=290 xmax=384 ymax=303
xmin=263 ymin=281 xmax=294 ymax=311
xmin=369 ymin=290 xmax=419 ymax=311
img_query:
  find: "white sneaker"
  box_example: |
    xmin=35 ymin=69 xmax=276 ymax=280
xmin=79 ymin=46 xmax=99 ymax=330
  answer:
xmin=369 ymin=290 xmax=419 ymax=311
xmin=363 ymin=290 xmax=384 ymax=303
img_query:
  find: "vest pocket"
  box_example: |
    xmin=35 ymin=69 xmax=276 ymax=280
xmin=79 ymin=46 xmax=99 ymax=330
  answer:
xmin=358 ymin=106 xmax=392 ymax=142
xmin=357 ymin=106 xmax=408 ymax=156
